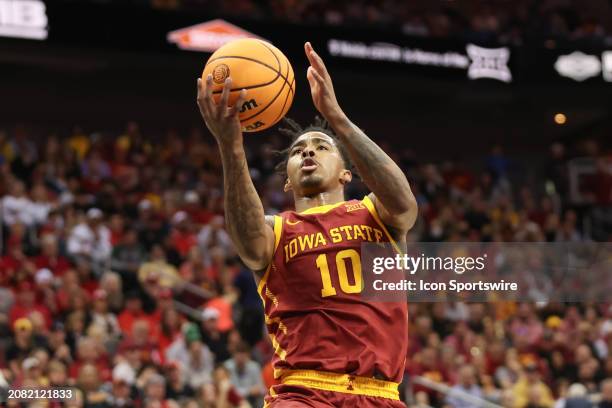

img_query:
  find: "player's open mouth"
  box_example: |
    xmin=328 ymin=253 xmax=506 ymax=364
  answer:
xmin=301 ymin=158 xmax=318 ymax=172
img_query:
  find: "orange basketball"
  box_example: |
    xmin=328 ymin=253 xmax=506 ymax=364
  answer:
xmin=202 ymin=38 xmax=295 ymax=132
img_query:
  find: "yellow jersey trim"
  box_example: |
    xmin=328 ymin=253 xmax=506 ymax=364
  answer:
xmin=273 ymin=214 xmax=283 ymax=251
xmin=257 ymin=215 xmax=287 ymax=362
xmin=361 ymin=195 xmax=403 ymax=255
xmin=257 ymin=215 xmax=283 ymax=295
xmin=299 ymin=200 xmax=347 ymax=215
xmin=278 ymin=369 xmax=400 ymax=400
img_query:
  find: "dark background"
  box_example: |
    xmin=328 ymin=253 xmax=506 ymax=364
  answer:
xmin=0 ymin=1 xmax=610 ymax=162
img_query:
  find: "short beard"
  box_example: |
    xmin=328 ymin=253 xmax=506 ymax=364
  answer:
xmin=300 ymin=174 xmax=325 ymax=191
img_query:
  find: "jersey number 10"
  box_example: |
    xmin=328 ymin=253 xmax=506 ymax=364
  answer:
xmin=316 ymin=249 xmax=363 ymax=297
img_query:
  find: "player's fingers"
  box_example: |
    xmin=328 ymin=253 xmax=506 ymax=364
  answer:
xmin=204 ymin=74 xmax=213 ymax=99
xmin=305 ymin=42 xmax=329 ymax=77
xmin=304 ymin=42 xmax=322 ymax=74
xmin=197 ymin=78 xmax=212 ymax=117
xmin=196 ymin=78 xmax=202 ymax=99
xmin=203 ymin=74 xmax=216 ymax=111
xmin=219 ymin=77 xmax=232 ymax=112
xmin=307 ymin=66 xmax=325 ymax=85
xmin=304 ymin=42 xmax=316 ymax=65
xmin=306 ymin=67 xmax=316 ymax=88
xmin=227 ymin=89 xmax=247 ymax=117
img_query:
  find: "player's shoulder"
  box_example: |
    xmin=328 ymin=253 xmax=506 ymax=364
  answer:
xmin=264 ymin=215 xmax=276 ymax=228
xmin=267 ymin=198 xmax=372 ymax=225
xmin=292 ymin=198 xmax=368 ymax=217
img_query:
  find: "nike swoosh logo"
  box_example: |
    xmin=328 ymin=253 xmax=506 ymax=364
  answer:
xmin=286 ymin=219 xmax=302 ymax=226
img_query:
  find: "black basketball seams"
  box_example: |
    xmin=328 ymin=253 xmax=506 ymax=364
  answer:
xmin=206 ymin=55 xmax=293 ymax=94
xmin=271 ymin=57 xmax=295 ymax=124
xmin=255 ymin=39 xmax=281 ymax=72
xmin=205 ymin=42 xmax=295 ymax=128
xmin=256 ymin=41 xmax=295 ymax=94
xmin=239 ymin=73 xmax=287 ymax=123
xmin=237 ymin=45 xmax=294 ymax=125
xmin=208 ymin=58 xmax=280 ymax=94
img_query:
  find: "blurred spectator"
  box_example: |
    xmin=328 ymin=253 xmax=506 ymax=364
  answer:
xmin=48 ymin=359 xmax=69 ymax=387
xmin=142 ymin=372 xmax=179 ymax=407
xmin=200 ymin=307 xmax=231 ymax=363
xmin=224 ymin=341 xmax=265 ymax=407
xmin=164 ymin=360 xmax=195 ymax=401
xmin=1 ymin=179 xmax=33 ymax=227
xmin=159 ymin=307 xmax=184 ymax=358
xmin=138 ymin=244 xmax=181 ymax=291
xmin=117 ymin=291 xmax=151 ymax=334
xmin=67 ymin=208 xmax=112 ymax=272
xmin=1 ymin=120 xmax=610 ymax=407
xmin=203 ymin=365 xmax=249 ymax=408
xmin=198 ymin=215 xmax=234 ymax=261
xmin=77 ymin=362 xmax=111 ymax=406
xmin=9 ymin=281 xmax=52 ymax=329
xmin=599 ymin=378 xmax=612 ymax=407
xmin=69 ymin=337 xmax=111 ymax=382
xmin=165 ymin=323 xmax=214 ymax=390
xmin=107 ymin=364 xmax=137 ymax=407
xmin=34 ymin=233 xmax=71 ymax=275
xmin=445 ymin=365 xmax=482 ymax=408
xmin=111 ymin=227 xmax=147 ymax=290
xmin=5 ymin=318 xmax=48 ymax=374
xmin=513 ymin=362 xmax=555 ymax=408
xmin=90 ymin=289 xmax=121 ymax=340
xmin=556 ymin=383 xmax=593 ymax=408
xmin=169 ymin=211 xmax=197 ymax=258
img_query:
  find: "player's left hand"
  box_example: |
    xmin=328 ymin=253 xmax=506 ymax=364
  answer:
xmin=304 ymin=42 xmax=345 ymax=123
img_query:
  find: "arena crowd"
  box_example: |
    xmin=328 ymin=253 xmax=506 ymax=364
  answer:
xmin=0 ymin=122 xmax=611 ymax=407
xmin=62 ymin=0 xmax=612 ymax=45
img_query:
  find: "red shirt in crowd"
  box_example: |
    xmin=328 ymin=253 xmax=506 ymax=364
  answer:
xmin=69 ymin=357 xmax=111 ymax=381
xmin=9 ymin=302 xmax=52 ymax=330
xmin=34 ymin=254 xmax=71 ymax=276
xmin=169 ymin=230 xmax=197 ymax=258
xmin=118 ymin=311 xmax=159 ymax=339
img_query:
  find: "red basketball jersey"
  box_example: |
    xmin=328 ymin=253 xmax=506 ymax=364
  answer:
xmin=258 ymin=195 xmax=408 ymax=382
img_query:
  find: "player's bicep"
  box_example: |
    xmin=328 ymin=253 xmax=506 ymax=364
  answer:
xmin=369 ymin=192 xmax=417 ymax=238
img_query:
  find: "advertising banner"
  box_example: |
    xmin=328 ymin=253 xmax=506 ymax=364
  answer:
xmin=6 ymin=1 xmax=612 ymax=85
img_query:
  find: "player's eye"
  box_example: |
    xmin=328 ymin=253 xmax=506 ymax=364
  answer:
xmin=317 ymin=145 xmax=328 ymax=151
xmin=292 ymin=148 xmax=302 ymax=155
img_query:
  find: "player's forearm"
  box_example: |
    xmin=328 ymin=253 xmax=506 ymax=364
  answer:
xmin=329 ymin=114 xmax=416 ymax=215
xmin=219 ymin=143 xmax=271 ymax=269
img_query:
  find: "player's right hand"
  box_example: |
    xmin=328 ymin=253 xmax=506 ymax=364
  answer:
xmin=197 ymin=75 xmax=247 ymax=147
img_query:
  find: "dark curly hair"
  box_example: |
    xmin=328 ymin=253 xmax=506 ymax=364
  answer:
xmin=274 ymin=116 xmax=356 ymax=179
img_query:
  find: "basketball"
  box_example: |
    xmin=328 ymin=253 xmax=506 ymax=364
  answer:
xmin=202 ymin=38 xmax=295 ymax=132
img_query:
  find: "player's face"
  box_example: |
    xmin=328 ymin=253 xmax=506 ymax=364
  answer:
xmin=285 ymin=131 xmax=350 ymax=196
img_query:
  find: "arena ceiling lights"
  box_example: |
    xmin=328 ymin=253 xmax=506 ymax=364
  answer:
xmin=0 ymin=0 xmax=48 ymax=40
xmin=167 ymin=19 xmax=264 ymax=53
xmin=554 ymin=51 xmax=612 ymax=82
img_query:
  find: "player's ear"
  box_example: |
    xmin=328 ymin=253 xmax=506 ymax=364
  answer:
xmin=339 ymin=169 xmax=352 ymax=185
xmin=284 ymin=178 xmax=292 ymax=192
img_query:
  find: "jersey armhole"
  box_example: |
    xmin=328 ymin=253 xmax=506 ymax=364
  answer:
xmin=361 ymin=195 xmax=404 ymax=255
xmin=257 ymin=215 xmax=283 ymax=294
xmin=272 ymin=214 xmax=283 ymax=252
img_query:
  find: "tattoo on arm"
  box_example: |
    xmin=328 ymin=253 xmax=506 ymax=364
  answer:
xmin=220 ymin=147 xmax=273 ymax=271
xmin=333 ymin=119 xmax=416 ymax=219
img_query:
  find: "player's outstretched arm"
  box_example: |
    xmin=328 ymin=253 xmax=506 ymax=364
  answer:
xmin=197 ymin=76 xmax=275 ymax=273
xmin=303 ymin=42 xmax=417 ymax=235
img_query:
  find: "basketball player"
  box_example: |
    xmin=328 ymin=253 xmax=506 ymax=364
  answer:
xmin=196 ymin=42 xmax=417 ymax=407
